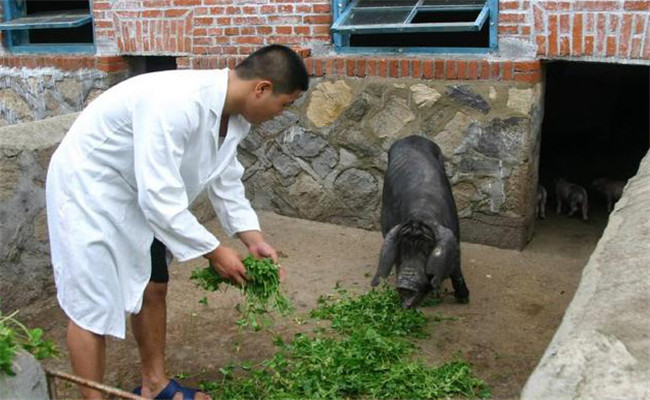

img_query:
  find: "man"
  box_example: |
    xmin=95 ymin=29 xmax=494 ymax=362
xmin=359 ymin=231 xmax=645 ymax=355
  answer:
xmin=45 ymin=45 xmax=309 ymax=399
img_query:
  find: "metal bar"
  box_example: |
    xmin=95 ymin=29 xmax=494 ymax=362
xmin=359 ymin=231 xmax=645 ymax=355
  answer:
xmin=44 ymin=369 xmax=147 ymax=400
xmin=332 ymin=20 xmax=478 ymax=33
xmin=330 ymin=0 xmax=360 ymax=31
xmin=0 ymin=13 xmax=92 ymax=31
xmin=46 ymin=373 xmax=58 ymax=400
xmin=404 ymin=0 xmax=424 ymax=23
xmin=488 ymin=0 xmax=498 ymax=50
xmin=473 ymin=3 xmax=489 ymax=30
xmin=8 ymin=43 xmax=95 ymax=53
xmin=336 ymin=45 xmax=491 ymax=54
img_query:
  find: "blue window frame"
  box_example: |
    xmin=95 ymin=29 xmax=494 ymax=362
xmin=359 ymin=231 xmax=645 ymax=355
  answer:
xmin=0 ymin=0 xmax=94 ymax=54
xmin=331 ymin=0 xmax=498 ymax=54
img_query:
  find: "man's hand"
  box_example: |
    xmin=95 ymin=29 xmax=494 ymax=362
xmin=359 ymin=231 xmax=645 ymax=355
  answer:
xmin=237 ymin=230 xmax=284 ymax=281
xmin=204 ymin=245 xmax=247 ymax=285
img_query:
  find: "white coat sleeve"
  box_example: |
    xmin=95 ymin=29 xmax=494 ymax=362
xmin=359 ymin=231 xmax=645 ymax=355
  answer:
xmin=132 ymin=99 xmax=219 ymax=262
xmin=207 ymin=155 xmax=260 ymax=237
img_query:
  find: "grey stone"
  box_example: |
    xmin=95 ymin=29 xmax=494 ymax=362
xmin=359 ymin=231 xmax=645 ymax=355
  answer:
xmin=345 ymin=96 xmax=369 ymax=122
xmin=333 ymin=128 xmax=381 ymax=159
xmin=476 ymin=117 xmax=528 ymax=163
xmin=0 ymin=89 xmax=33 ymax=124
xmin=57 ymin=77 xmax=83 ymax=106
xmin=508 ymin=87 xmax=535 ymax=115
xmin=0 ymin=350 xmax=49 ymax=400
xmin=333 ymin=168 xmax=379 ymax=212
xmin=282 ymin=127 xmax=329 ymax=158
xmin=369 ymin=96 xmax=415 ymax=137
xmin=255 ymin=111 xmax=299 ymax=138
xmin=311 ymin=146 xmax=338 ymax=178
xmin=458 ymin=154 xmax=503 ymax=177
xmin=446 ymin=85 xmax=490 ymax=114
xmin=268 ymin=145 xmax=301 ymax=178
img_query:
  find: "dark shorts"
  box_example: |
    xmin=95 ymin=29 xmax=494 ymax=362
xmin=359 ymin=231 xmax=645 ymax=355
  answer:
xmin=150 ymin=238 xmax=169 ymax=283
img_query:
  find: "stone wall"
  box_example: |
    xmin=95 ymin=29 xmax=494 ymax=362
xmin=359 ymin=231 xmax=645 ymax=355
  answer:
xmin=0 ymin=66 xmax=112 ymax=126
xmin=0 ymin=114 xmax=76 ymax=312
xmin=242 ymin=77 xmax=544 ymax=249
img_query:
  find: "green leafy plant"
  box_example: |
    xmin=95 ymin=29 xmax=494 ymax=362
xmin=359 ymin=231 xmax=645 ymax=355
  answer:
xmin=190 ymin=256 xmax=292 ymax=330
xmin=0 ymin=300 xmax=59 ymax=376
xmin=197 ymin=286 xmax=490 ymax=399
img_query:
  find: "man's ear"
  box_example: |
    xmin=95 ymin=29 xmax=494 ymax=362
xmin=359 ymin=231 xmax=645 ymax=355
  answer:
xmin=254 ymin=80 xmax=273 ymax=97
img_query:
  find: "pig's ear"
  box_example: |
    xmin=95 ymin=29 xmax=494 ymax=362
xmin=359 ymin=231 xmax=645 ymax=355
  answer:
xmin=372 ymin=223 xmax=401 ymax=286
xmin=426 ymin=225 xmax=459 ymax=277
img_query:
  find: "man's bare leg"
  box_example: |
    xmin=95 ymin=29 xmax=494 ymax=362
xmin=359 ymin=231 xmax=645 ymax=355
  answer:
xmin=131 ymin=282 xmax=169 ymax=397
xmin=67 ymin=320 xmax=105 ymax=399
xmin=131 ymin=282 xmax=210 ymax=400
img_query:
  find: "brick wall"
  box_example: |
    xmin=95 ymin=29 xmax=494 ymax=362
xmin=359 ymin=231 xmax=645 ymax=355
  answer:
xmin=92 ymin=0 xmax=331 ymax=56
xmin=500 ymin=0 xmax=650 ymax=61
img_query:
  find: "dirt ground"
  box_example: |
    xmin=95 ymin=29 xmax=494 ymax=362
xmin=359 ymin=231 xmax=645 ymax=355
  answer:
xmin=23 ymin=207 xmax=609 ymax=400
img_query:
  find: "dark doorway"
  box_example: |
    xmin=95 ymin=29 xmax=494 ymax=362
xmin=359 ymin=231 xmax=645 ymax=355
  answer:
xmin=539 ymin=61 xmax=649 ymax=217
xmin=128 ymin=56 xmax=178 ymax=75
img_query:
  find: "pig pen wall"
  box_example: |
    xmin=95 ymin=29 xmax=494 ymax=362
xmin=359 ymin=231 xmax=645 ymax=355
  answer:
xmin=240 ymin=76 xmax=545 ymax=250
xmin=0 ymin=72 xmax=543 ymax=311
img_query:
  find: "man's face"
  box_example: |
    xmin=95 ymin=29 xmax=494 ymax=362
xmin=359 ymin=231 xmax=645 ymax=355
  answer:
xmin=243 ymin=81 xmax=302 ymax=124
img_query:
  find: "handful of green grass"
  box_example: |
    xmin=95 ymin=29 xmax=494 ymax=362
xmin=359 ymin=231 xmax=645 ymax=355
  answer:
xmin=0 ymin=299 xmax=59 ymax=376
xmin=190 ymin=256 xmax=292 ymax=330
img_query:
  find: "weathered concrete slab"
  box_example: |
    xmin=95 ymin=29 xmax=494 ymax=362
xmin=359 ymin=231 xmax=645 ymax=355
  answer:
xmin=521 ymin=151 xmax=650 ymax=400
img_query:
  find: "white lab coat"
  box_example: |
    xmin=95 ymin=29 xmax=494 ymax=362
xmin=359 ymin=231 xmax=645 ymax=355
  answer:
xmin=45 ymin=69 xmax=260 ymax=339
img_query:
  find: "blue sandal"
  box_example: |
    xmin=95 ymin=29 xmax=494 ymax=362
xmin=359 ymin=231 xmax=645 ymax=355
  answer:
xmin=133 ymin=379 xmax=202 ymax=400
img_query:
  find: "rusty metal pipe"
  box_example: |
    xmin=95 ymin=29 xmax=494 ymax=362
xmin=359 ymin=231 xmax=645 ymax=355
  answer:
xmin=44 ymin=369 xmax=146 ymax=400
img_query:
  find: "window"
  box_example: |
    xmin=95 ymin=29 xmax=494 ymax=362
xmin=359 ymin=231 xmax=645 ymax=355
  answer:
xmin=0 ymin=0 xmax=94 ymax=53
xmin=330 ymin=0 xmax=497 ymax=54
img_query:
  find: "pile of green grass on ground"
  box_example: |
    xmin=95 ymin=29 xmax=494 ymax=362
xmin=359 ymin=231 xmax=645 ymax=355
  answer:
xmin=191 ymin=256 xmax=292 ymax=330
xmin=0 ymin=298 xmax=58 ymax=376
xmin=196 ymin=285 xmax=490 ymax=400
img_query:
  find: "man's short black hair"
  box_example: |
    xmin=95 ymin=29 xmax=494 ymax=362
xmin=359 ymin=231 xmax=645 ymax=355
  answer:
xmin=235 ymin=44 xmax=309 ymax=95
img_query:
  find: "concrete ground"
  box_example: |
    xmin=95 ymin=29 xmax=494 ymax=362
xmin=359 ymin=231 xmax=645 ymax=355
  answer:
xmin=22 ymin=205 xmax=609 ymax=400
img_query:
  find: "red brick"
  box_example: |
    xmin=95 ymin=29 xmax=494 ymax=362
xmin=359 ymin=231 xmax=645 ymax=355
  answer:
xmin=572 ymin=14 xmax=583 ymax=55
xmin=257 ymin=26 xmax=273 ymax=35
xmin=514 ymin=71 xmax=542 ymax=83
xmin=389 ymin=60 xmax=399 ymax=77
xmin=242 ymin=6 xmax=257 ymax=14
xmin=533 ymin=5 xmax=545 ymax=31
xmin=624 ymin=1 xmax=650 ymax=11
xmin=560 ymin=14 xmax=570 ymax=34
xmin=630 ymin=37 xmax=643 ymax=57
xmin=296 ymin=5 xmax=311 ymax=13
xmin=325 ymin=58 xmax=334 ymax=75
xmin=480 ymin=60 xmax=490 ymax=79
xmin=175 ymin=0 xmax=201 ymax=5
xmin=609 ymin=14 xmax=619 ymax=32
xmin=500 ymin=1 xmax=519 ymax=10
xmin=400 ymin=60 xmax=409 ymax=77
xmin=367 ymin=59 xmax=377 ymax=77
xmin=595 ymin=13 xmax=606 ymax=54
xmin=315 ymin=59 xmax=324 ymax=77
xmin=378 ymin=59 xmax=388 ymax=77
xmin=346 ymin=59 xmax=355 ymax=76
xmin=434 ymin=60 xmax=444 ymax=79
xmin=445 ymin=60 xmax=457 ymax=80
xmin=503 ymin=61 xmax=513 ymax=80
xmin=634 ymin=14 xmax=646 ymax=34
xmin=165 ymin=9 xmax=187 ymax=18
xmin=548 ymin=15 xmax=559 ymax=55
xmin=457 ymin=60 xmax=467 ymax=80
xmin=356 ymin=59 xmax=366 ymax=77
xmin=585 ymin=13 xmax=595 ymax=33
xmin=467 ymin=61 xmax=478 ymax=80
xmin=501 ymin=13 xmax=527 ymax=23
xmin=194 ymin=17 xmax=214 ymax=25
xmin=606 ymin=36 xmax=617 ymax=56
xmin=313 ymin=4 xmax=330 ymax=13
xmin=336 ymin=58 xmax=345 ymax=75
xmin=276 ymin=26 xmax=292 ymax=34
xmin=560 ymin=36 xmax=570 ymax=55
xmin=521 ymin=26 xmax=531 ymax=35
xmin=491 ymin=62 xmax=500 ymax=79
xmin=644 ymin=18 xmax=650 ymax=58
xmin=514 ymin=60 xmax=540 ymax=73
xmin=584 ymin=36 xmax=594 ymax=56
xmin=305 ymin=58 xmax=313 ymax=75
xmin=574 ymin=1 xmax=620 ymax=11
xmin=422 ymin=60 xmax=433 ymax=79
xmin=412 ymin=59 xmax=422 ymax=79
xmin=312 ymin=25 xmax=330 ymax=35
xmin=303 ymin=15 xmax=331 ymax=24
xmin=142 ymin=10 xmax=162 ymax=18
xmin=277 ymin=4 xmax=294 ymax=12
xmin=225 ymin=27 xmax=239 ymax=36
xmin=619 ymin=14 xmax=633 ymax=56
